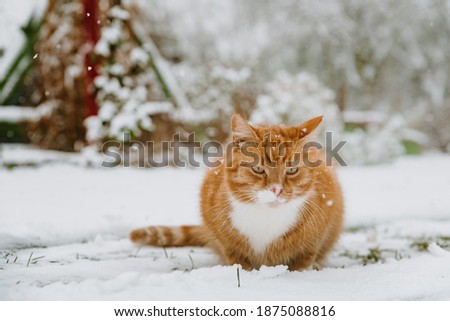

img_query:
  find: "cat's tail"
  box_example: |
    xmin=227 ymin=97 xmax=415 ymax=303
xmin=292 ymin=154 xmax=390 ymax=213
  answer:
xmin=130 ymin=225 xmax=207 ymax=247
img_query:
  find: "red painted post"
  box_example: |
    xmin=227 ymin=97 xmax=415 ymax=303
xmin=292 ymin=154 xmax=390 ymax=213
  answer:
xmin=83 ymin=0 xmax=100 ymax=117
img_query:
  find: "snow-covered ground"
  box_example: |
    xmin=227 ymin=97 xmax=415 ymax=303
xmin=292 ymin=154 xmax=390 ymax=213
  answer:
xmin=1 ymin=145 xmax=450 ymax=300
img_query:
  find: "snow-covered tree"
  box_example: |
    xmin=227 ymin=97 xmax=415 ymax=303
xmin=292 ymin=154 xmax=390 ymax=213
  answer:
xmin=85 ymin=5 xmax=171 ymax=143
xmin=29 ymin=0 xmax=88 ymax=151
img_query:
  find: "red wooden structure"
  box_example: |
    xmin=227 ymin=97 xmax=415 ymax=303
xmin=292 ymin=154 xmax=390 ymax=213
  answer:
xmin=83 ymin=0 xmax=100 ymax=117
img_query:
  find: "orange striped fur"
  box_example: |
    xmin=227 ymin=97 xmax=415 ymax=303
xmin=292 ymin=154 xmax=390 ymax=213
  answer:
xmin=130 ymin=114 xmax=344 ymax=271
xmin=130 ymin=225 xmax=206 ymax=247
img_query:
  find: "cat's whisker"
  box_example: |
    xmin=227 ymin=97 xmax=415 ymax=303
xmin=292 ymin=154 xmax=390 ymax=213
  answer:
xmin=206 ymin=192 xmax=255 ymax=214
xmin=304 ymin=199 xmax=327 ymax=239
xmin=304 ymin=198 xmax=327 ymax=224
xmin=302 ymin=202 xmax=320 ymax=241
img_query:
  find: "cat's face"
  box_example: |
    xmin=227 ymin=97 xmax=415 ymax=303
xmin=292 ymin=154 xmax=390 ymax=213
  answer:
xmin=225 ymin=114 xmax=323 ymax=207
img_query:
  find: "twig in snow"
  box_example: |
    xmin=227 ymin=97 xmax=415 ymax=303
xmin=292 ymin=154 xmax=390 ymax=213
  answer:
xmin=134 ymin=246 xmax=141 ymax=258
xmin=31 ymin=256 xmax=45 ymax=264
xmin=188 ymin=253 xmax=195 ymax=270
xmin=237 ymin=267 xmax=241 ymax=288
xmin=26 ymin=252 xmax=33 ymax=267
xmin=162 ymin=246 xmax=168 ymax=259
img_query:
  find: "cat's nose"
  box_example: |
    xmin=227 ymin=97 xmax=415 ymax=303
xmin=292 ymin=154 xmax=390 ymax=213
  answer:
xmin=269 ymin=184 xmax=282 ymax=196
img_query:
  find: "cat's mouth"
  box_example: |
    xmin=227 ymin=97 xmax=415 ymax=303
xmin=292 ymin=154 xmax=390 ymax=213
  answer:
xmin=256 ymin=190 xmax=287 ymax=207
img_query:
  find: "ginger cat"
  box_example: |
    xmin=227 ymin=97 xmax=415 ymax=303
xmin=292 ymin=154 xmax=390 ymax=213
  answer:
xmin=130 ymin=114 xmax=344 ymax=271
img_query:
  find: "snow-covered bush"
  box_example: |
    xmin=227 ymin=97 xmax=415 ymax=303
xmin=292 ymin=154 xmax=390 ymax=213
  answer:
xmin=341 ymin=116 xmax=406 ymax=165
xmin=172 ymin=62 xmax=252 ymax=139
xmin=250 ymin=72 xmax=342 ymax=134
xmin=249 ymin=72 xmax=407 ymax=165
xmin=408 ymin=100 xmax=450 ymax=153
xmin=85 ymin=5 xmax=170 ymax=142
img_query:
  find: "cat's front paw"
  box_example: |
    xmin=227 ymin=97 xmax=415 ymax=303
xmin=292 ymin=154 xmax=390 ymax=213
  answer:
xmin=224 ymin=254 xmax=253 ymax=270
xmin=287 ymin=253 xmax=317 ymax=271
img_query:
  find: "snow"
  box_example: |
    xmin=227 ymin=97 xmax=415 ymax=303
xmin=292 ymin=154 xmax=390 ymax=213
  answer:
xmin=87 ymin=5 xmax=180 ymax=143
xmin=342 ymin=110 xmax=387 ymax=125
xmin=250 ymin=72 xmax=339 ymax=132
xmin=98 ymin=101 xmax=118 ymax=121
xmin=0 ymin=103 xmax=56 ymax=123
xmin=0 ymin=146 xmax=450 ymax=300
xmin=138 ymin=101 xmax=173 ymax=116
xmin=0 ymin=106 xmax=40 ymax=122
xmin=131 ymin=21 xmax=194 ymax=118
xmin=109 ymin=113 xmax=139 ymax=138
xmin=109 ymin=64 xmax=124 ymax=76
xmin=130 ymin=47 xmax=149 ymax=65
xmin=341 ymin=153 xmax=450 ymax=225
xmin=100 ymin=22 xmax=123 ymax=45
xmin=109 ymin=6 xmax=130 ymax=21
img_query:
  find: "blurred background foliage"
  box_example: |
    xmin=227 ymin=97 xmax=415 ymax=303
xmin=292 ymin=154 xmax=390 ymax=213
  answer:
xmin=1 ymin=0 xmax=449 ymax=164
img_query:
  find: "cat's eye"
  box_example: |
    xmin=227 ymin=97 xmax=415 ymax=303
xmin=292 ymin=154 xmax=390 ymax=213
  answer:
xmin=286 ymin=167 xmax=298 ymax=175
xmin=251 ymin=166 xmax=265 ymax=174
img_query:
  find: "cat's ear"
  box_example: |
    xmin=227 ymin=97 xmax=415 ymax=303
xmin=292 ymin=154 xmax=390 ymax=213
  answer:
xmin=298 ymin=116 xmax=323 ymax=139
xmin=231 ymin=114 xmax=256 ymax=144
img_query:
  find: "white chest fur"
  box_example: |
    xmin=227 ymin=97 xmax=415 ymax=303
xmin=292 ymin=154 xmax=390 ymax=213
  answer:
xmin=229 ymin=197 xmax=306 ymax=253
